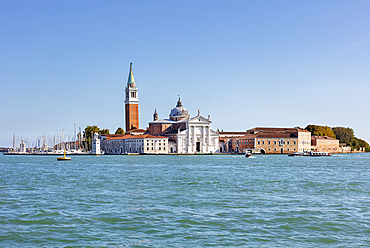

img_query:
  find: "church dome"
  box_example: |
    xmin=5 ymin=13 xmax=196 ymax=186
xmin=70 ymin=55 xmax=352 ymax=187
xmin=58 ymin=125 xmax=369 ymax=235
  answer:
xmin=169 ymin=97 xmax=189 ymax=121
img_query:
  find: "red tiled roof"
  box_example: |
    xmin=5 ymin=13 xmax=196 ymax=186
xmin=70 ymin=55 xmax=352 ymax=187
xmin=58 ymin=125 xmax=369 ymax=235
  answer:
xmin=127 ymin=129 xmax=147 ymax=133
xmin=124 ymin=134 xmax=167 ymax=139
xmin=104 ymin=134 xmax=131 ymax=140
xmin=238 ymin=134 xmax=258 ymax=139
xmin=247 ymin=127 xmax=309 ymax=132
xmin=220 ymin=132 xmax=249 ymax=135
xmin=256 ymin=132 xmax=296 ymax=138
xmin=312 ymin=136 xmax=338 ymax=141
xmin=101 ymin=134 xmax=127 ymax=137
xmin=105 ymin=134 xmax=167 ymax=140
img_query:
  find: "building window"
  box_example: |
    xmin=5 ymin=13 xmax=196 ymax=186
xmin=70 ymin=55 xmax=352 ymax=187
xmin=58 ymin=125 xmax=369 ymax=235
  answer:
xmin=274 ymin=140 xmax=277 ymax=145
xmin=258 ymin=140 xmax=260 ymax=145
xmin=287 ymin=141 xmax=290 ymax=145
xmin=268 ymin=140 xmax=270 ymax=145
xmin=262 ymin=140 xmax=265 ymax=145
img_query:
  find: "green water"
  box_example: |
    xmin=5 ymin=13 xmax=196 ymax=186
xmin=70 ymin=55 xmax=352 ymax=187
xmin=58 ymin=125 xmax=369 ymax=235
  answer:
xmin=1 ymin=153 xmax=370 ymax=247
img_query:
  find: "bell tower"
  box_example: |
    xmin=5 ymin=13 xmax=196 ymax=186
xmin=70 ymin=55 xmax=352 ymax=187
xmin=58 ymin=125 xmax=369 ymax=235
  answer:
xmin=125 ymin=63 xmax=139 ymax=132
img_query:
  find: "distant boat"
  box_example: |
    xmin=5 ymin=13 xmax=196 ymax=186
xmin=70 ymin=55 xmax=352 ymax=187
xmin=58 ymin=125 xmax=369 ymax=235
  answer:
xmin=288 ymin=151 xmax=331 ymax=157
xmin=245 ymin=150 xmax=252 ymax=157
xmin=57 ymin=149 xmax=71 ymax=161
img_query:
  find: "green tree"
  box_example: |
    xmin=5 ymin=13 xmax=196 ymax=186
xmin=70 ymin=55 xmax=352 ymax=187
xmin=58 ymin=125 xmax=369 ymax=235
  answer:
xmin=332 ymin=127 xmax=354 ymax=144
xmin=99 ymin=129 xmax=110 ymax=134
xmin=115 ymin=127 xmax=125 ymax=134
xmin=83 ymin=125 xmax=110 ymax=151
xmin=332 ymin=126 xmax=370 ymax=152
xmin=350 ymin=137 xmax=370 ymax=152
xmin=305 ymin=125 xmax=336 ymax=138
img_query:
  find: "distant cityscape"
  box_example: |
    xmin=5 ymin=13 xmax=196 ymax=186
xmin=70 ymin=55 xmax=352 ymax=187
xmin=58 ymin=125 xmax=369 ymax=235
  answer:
xmin=3 ymin=63 xmax=369 ymax=155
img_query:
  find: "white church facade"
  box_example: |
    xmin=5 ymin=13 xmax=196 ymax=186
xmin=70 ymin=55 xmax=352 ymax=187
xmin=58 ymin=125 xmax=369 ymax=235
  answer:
xmin=148 ymin=98 xmax=220 ymax=154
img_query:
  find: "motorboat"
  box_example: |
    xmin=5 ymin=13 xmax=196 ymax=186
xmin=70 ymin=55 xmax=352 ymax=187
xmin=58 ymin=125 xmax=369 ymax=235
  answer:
xmin=288 ymin=151 xmax=331 ymax=157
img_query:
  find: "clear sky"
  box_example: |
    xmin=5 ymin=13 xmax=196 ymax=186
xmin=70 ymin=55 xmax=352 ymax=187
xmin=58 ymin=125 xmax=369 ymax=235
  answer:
xmin=1 ymin=0 xmax=370 ymax=147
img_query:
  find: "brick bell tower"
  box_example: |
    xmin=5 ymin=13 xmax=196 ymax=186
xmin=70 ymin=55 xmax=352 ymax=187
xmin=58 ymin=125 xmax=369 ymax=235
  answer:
xmin=125 ymin=63 xmax=139 ymax=132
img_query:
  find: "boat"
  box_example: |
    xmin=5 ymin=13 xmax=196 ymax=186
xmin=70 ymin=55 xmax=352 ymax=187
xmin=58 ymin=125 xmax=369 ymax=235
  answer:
xmin=245 ymin=151 xmax=252 ymax=157
xmin=288 ymin=151 xmax=331 ymax=157
xmin=57 ymin=149 xmax=71 ymax=161
xmin=310 ymin=151 xmax=331 ymax=156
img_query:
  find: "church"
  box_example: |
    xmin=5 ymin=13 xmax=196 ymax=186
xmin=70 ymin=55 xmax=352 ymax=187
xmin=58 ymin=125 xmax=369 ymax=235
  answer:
xmin=100 ymin=63 xmax=220 ymax=154
xmin=148 ymin=98 xmax=220 ymax=154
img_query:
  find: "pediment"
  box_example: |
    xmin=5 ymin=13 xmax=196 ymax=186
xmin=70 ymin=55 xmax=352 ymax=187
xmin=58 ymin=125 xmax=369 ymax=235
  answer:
xmin=188 ymin=115 xmax=211 ymax=124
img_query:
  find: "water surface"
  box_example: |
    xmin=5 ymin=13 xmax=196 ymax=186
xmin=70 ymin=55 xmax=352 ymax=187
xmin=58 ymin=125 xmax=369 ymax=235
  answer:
xmin=1 ymin=153 xmax=370 ymax=247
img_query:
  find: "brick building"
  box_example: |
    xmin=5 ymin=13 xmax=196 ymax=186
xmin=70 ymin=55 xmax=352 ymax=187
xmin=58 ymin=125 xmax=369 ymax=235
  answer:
xmin=125 ymin=63 xmax=139 ymax=132
xmin=311 ymin=136 xmax=339 ymax=153
xmin=225 ymin=127 xmax=311 ymax=154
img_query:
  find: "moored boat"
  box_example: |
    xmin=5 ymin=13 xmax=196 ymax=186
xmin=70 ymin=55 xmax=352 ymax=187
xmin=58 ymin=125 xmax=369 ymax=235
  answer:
xmin=288 ymin=151 xmax=331 ymax=157
xmin=57 ymin=149 xmax=71 ymax=161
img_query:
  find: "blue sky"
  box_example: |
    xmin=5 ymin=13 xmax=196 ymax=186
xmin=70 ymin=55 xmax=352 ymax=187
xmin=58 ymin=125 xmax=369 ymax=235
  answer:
xmin=1 ymin=0 xmax=370 ymax=147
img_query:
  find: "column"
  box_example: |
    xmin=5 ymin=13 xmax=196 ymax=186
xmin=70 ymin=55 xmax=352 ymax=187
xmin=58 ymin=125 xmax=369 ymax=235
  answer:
xmin=202 ymin=126 xmax=205 ymax=153
xmin=187 ymin=126 xmax=191 ymax=153
xmin=207 ymin=126 xmax=211 ymax=152
xmin=193 ymin=125 xmax=196 ymax=152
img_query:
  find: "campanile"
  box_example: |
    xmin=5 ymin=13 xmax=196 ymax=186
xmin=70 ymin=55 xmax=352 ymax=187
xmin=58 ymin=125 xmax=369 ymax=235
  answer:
xmin=125 ymin=63 xmax=139 ymax=132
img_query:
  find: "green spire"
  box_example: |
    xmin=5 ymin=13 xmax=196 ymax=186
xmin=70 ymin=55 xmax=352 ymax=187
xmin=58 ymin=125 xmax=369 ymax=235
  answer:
xmin=127 ymin=62 xmax=136 ymax=87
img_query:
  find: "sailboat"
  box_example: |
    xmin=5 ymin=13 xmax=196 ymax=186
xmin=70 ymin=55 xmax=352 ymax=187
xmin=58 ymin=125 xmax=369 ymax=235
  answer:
xmin=57 ymin=149 xmax=71 ymax=161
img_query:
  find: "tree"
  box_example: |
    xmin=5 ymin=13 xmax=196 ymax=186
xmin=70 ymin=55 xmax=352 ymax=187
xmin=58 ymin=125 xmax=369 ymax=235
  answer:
xmin=83 ymin=125 xmax=110 ymax=151
xmin=305 ymin=125 xmax=336 ymax=138
xmin=332 ymin=126 xmax=370 ymax=152
xmin=332 ymin=127 xmax=354 ymax=144
xmin=115 ymin=127 xmax=125 ymax=134
xmin=99 ymin=129 xmax=110 ymax=134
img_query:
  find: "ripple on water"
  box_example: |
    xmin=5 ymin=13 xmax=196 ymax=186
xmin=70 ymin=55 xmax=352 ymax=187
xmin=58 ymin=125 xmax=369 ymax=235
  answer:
xmin=1 ymin=154 xmax=370 ymax=247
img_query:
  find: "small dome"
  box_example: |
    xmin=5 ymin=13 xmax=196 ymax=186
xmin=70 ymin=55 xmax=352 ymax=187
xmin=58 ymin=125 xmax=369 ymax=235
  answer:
xmin=169 ymin=97 xmax=189 ymax=121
